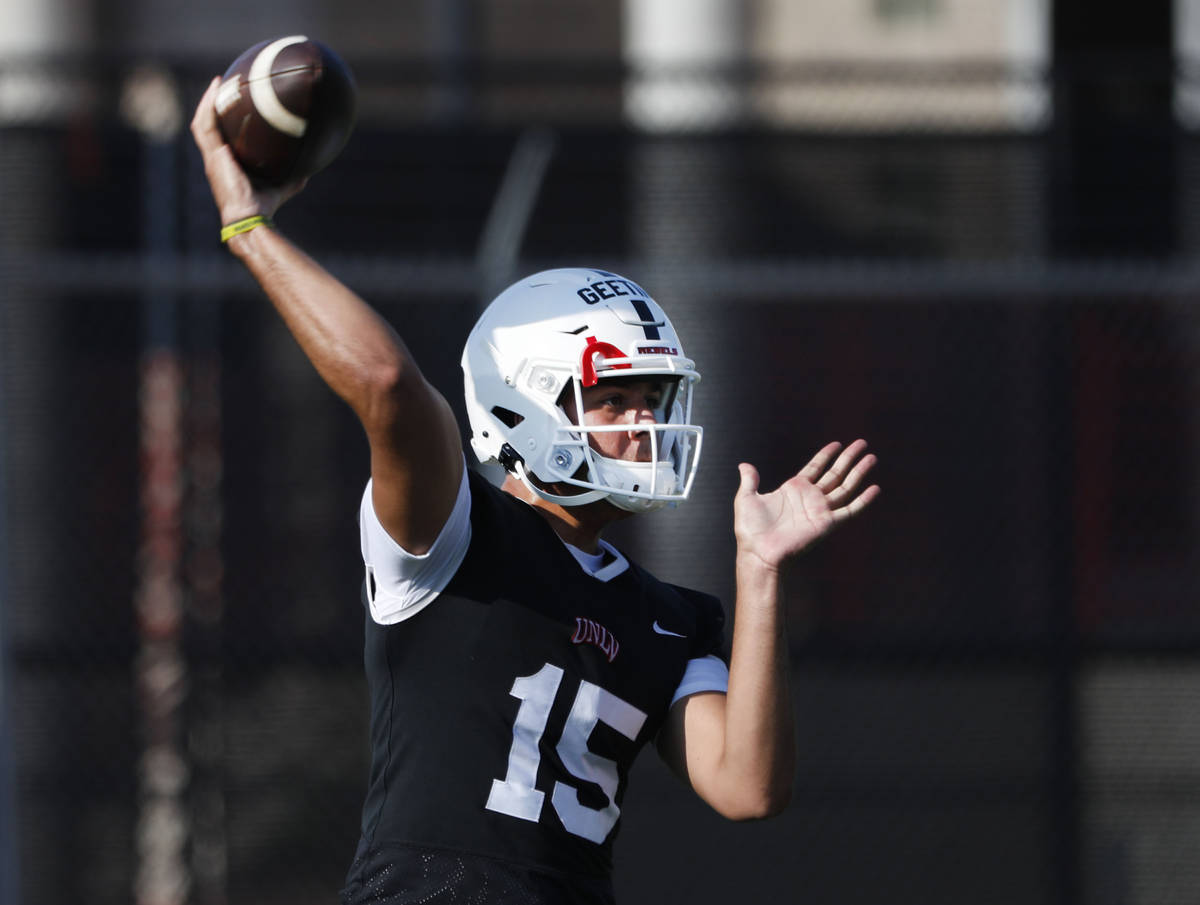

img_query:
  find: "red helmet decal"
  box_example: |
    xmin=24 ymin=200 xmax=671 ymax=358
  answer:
xmin=580 ymin=335 xmax=631 ymax=387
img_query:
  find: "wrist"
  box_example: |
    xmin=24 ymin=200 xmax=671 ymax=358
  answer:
xmin=736 ymin=550 xmax=783 ymax=600
xmin=220 ymin=213 xmax=273 ymax=243
xmin=736 ymin=547 xmax=783 ymax=576
xmin=224 ymin=219 xmax=276 ymax=258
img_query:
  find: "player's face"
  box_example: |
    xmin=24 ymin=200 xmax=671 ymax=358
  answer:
xmin=565 ymin=378 xmax=671 ymax=463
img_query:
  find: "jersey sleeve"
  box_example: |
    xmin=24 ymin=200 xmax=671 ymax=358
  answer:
xmin=670 ymin=655 xmax=729 ymax=706
xmin=670 ymin=587 xmax=729 ymax=705
xmin=358 ymin=458 xmax=471 ymax=625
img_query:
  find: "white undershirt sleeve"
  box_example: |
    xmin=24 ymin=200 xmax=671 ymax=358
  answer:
xmin=358 ymin=461 xmax=472 ymax=625
xmin=670 ymin=655 xmax=729 ymax=707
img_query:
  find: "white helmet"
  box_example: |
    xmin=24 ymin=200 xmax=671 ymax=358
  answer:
xmin=462 ymin=268 xmax=703 ymax=513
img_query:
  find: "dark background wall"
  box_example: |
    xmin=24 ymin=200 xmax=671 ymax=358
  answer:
xmin=3 ymin=2 xmax=1199 ymax=903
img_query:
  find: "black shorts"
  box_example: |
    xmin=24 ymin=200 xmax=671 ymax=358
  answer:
xmin=341 ymin=843 xmax=615 ymax=905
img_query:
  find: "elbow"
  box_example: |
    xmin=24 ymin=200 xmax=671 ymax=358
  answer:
xmin=760 ymin=782 xmax=794 ymax=819
xmin=747 ymin=782 xmax=794 ymax=821
xmin=358 ymin=359 xmax=417 ymax=430
xmin=364 ymin=357 xmax=406 ymax=397
xmin=715 ymin=777 xmax=793 ymax=822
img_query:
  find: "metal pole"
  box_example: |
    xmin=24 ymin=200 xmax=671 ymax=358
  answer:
xmin=127 ymin=66 xmax=190 ymax=905
xmin=0 ymin=285 xmax=19 ymax=905
xmin=0 ymin=2 xmax=95 ymax=899
xmin=184 ymin=108 xmax=228 ymax=904
xmin=476 ymin=127 xmax=557 ymax=302
xmin=621 ymin=0 xmax=747 ymax=601
xmin=622 ymin=0 xmax=746 ymax=132
xmin=428 ymin=0 xmax=476 ymax=122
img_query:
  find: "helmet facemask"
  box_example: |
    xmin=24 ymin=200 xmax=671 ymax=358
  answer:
xmin=544 ymin=363 xmax=703 ymax=513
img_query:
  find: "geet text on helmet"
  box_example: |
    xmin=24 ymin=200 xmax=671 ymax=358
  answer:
xmin=576 ymin=279 xmax=647 ymax=305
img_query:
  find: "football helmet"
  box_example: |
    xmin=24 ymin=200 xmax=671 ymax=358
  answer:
xmin=462 ymin=268 xmax=702 ymax=513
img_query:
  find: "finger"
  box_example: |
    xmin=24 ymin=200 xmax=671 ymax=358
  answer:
xmin=190 ymin=77 xmax=224 ymax=152
xmin=736 ymin=462 xmax=760 ymax=497
xmin=815 ymin=438 xmax=870 ymax=492
xmin=825 ymin=452 xmax=877 ymax=507
xmin=831 ymin=483 xmax=881 ymax=522
xmin=799 ymin=442 xmax=842 ymax=483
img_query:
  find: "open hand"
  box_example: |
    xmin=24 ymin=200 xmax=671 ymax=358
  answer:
xmin=734 ymin=440 xmax=880 ymax=570
xmin=189 ymin=76 xmax=307 ymax=226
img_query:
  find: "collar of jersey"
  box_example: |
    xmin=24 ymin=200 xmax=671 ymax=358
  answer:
xmin=562 ymin=538 xmax=629 ymax=583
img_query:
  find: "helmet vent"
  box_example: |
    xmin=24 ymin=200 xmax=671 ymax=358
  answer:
xmin=491 ymin=406 xmax=524 ymax=428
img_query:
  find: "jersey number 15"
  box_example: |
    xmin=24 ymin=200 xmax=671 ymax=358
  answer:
xmin=485 ymin=662 xmax=647 ymax=844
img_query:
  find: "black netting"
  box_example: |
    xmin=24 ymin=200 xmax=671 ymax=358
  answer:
xmin=2 ymin=26 xmax=1199 ymax=905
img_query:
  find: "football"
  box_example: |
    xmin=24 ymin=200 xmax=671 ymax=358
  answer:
xmin=215 ymin=35 xmax=357 ymax=186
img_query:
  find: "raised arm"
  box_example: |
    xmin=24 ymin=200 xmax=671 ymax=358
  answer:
xmin=190 ymin=77 xmax=462 ymax=552
xmin=658 ymin=441 xmax=879 ymax=820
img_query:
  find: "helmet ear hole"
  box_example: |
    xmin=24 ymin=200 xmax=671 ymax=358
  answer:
xmin=490 ymin=406 xmax=524 ymax=428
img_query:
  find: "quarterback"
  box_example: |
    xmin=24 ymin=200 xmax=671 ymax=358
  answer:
xmin=191 ymin=78 xmax=879 ymax=904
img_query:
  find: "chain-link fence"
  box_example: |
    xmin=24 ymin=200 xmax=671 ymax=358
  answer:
xmin=2 ymin=40 xmax=1199 ymax=905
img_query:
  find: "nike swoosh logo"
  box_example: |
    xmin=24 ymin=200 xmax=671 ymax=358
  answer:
xmin=652 ymin=620 xmax=686 ymax=638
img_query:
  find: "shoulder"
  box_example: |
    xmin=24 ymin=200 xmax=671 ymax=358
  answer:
xmin=624 ymin=555 xmax=723 ymax=620
xmin=665 ymin=582 xmax=726 ymax=653
xmin=665 ymin=581 xmax=724 ymax=625
xmin=464 ymin=468 xmax=552 ymax=540
xmin=616 ymin=558 xmax=726 ymax=653
xmin=448 ymin=469 xmax=568 ymax=593
xmin=465 ymin=467 xmax=542 ymax=518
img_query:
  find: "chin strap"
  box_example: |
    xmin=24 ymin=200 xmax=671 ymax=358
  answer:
xmin=512 ymin=459 xmax=607 ymax=508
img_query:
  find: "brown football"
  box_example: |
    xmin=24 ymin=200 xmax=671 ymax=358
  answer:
xmin=215 ymin=36 xmax=357 ymax=186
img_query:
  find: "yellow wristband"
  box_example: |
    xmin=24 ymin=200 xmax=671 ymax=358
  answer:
xmin=220 ymin=215 xmax=273 ymax=243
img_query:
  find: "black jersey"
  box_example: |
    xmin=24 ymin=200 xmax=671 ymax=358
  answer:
xmin=341 ymin=470 xmax=726 ymax=904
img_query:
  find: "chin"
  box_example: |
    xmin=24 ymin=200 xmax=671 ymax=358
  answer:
xmin=598 ymin=498 xmax=636 ymax=520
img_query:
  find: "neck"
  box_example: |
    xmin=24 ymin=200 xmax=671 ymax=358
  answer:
xmin=501 ymin=474 xmax=628 ymax=554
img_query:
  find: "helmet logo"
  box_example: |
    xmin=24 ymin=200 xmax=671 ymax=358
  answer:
xmin=626 ymin=298 xmax=662 ymax=341
xmin=576 ymin=277 xmax=645 ymax=305
xmin=576 ymin=277 xmax=663 ymax=341
xmin=580 ymin=335 xmax=630 ymax=387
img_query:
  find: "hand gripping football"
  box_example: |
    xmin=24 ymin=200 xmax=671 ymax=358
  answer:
xmin=215 ymin=35 xmax=357 ymax=186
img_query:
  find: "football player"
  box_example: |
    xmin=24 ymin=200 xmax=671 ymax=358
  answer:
xmin=191 ymin=77 xmax=879 ymax=905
